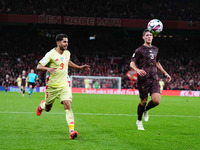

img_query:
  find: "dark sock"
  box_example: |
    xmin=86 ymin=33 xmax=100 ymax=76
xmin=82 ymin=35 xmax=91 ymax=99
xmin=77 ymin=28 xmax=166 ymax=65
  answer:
xmin=137 ymin=103 xmax=145 ymax=120
xmin=146 ymin=100 xmax=158 ymax=111
xmin=5 ymin=89 xmax=7 ymax=92
xmin=23 ymin=90 xmax=25 ymax=94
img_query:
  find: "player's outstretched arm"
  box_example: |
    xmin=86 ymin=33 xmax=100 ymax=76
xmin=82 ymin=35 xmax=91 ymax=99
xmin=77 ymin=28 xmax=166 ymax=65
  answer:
xmin=156 ymin=62 xmax=171 ymax=82
xmin=37 ymin=64 xmax=57 ymax=74
xmin=69 ymin=61 xmax=90 ymax=71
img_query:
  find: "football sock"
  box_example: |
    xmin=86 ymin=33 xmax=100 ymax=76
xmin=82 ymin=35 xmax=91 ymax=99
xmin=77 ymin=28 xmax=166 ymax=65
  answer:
xmin=40 ymin=101 xmax=45 ymax=110
xmin=65 ymin=109 xmax=74 ymax=133
xmin=137 ymin=103 xmax=145 ymax=120
xmin=29 ymin=88 xmax=31 ymax=94
xmin=5 ymin=89 xmax=7 ymax=93
xmin=146 ymin=100 xmax=158 ymax=111
xmin=23 ymin=90 xmax=25 ymax=94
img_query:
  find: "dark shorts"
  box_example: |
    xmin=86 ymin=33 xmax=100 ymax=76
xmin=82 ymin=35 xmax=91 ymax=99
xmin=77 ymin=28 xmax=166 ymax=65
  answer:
xmin=5 ymin=82 xmax=9 ymax=88
xmin=21 ymin=81 xmax=26 ymax=87
xmin=28 ymin=82 xmax=35 ymax=88
xmin=138 ymin=78 xmax=160 ymax=100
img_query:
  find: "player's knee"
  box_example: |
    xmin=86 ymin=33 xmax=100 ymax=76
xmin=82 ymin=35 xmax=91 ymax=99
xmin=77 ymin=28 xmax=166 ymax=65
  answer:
xmin=153 ymin=100 xmax=160 ymax=106
xmin=45 ymin=107 xmax=51 ymax=112
xmin=62 ymin=100 xmax=71 ymax=110
xmin=141 ymin=101 xmax=147 ymax=106
xmin=45 ymin=104 xmax=52 ymax=112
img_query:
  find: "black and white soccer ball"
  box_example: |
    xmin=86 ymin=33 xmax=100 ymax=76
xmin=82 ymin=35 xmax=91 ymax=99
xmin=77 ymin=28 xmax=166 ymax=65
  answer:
xmin=147 ymin=19 xmax=163 ymax=35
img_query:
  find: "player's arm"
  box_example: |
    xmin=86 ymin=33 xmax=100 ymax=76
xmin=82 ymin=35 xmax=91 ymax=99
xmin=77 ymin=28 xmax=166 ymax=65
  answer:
xmin=35 ymin=74 xmax=39 ymax=81
xmin=68 ymin=60 xmax=90 ymax=71
xmin=156 ymin=62 xmax=171 ymax=82
xmin=37 ymin=51 xmax=57 ymax=74
xmin=130 ymin=50 xmax=146 ymax=76
xmin=130 ymin=61 xmax=146 ymax=77
xmin=26 ymin=75 xmax=29 ymax=82
xmin=37 ymin=64 xmax=57 ymax=74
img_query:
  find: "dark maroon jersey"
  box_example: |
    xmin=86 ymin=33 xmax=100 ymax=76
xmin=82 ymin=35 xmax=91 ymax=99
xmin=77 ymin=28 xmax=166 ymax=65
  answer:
xmin=21 ymin=75 xmax=26 ymax=86
xmin=5 ymin=77 xmax=9 ymax=87
xmin=131 ymin=44 xmax=159 ymax=80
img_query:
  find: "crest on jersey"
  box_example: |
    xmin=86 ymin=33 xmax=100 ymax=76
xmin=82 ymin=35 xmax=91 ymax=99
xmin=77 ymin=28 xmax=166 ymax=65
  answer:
xmin=61 ymin=57 xmax=64 ymax=62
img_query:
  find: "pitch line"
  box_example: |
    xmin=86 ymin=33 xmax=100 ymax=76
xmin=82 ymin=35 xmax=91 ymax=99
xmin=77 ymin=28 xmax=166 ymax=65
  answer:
xmin=0 ymin=111 xmax=199 ymax=118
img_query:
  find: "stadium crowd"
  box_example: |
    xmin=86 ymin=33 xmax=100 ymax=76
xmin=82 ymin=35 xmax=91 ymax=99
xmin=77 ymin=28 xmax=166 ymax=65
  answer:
xmin=0 ymin=32 xmax=199 ymax=91
xmin=0 ymin=0 xmax=200 ymax=21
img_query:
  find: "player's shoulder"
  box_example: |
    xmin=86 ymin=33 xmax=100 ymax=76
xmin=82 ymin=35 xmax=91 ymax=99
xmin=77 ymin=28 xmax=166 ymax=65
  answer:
xmin=151 ymin=45 xmax=159 ymax=50
xmin=135 ymin=45 xmax=144 ymax=53
xmin=46 ymin=48 xmax=57 ymax=56
xmin=64 ymin=50 xmax=70 ymax=55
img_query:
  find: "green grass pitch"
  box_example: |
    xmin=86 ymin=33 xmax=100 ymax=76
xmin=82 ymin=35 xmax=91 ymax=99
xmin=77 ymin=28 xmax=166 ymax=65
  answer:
xmin=0 ymin=91 xmax=199 ymax=150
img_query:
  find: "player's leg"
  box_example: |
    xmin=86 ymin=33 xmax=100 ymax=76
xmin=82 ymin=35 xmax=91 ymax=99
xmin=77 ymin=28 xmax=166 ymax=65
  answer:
xmin=61 ymin=86 xmax=78 ymax=139
xmin=36 ymin=87 xmax=57 ymax=116
xmin=28 ymin=84 xmax=33 ymax=97
xmin=18 ymin=85 xmax=21 ymax=93
xmin=146 ymin=79 xmax=161 ymax=111
xmin=146 ymin=93 xmax=161 ymax=110
xmin=21 ymin=85 xmax=23 ymax=94
xmin=138 ymin=97 xmax=148 ymax=121
xmin=136 ymin=81 xmax=149 ymax=130
xmin=144 ymin=80 xmax=161 ymax=121
xmin=5 ymin=85 xmax=8 ymax=93
xmin=21 ymin=85 xmax=25 ymax=96
xmin=62 ymin=100 xmax=78 ymax=139
xmin=136 ymin=97 xmax=147 ymax=130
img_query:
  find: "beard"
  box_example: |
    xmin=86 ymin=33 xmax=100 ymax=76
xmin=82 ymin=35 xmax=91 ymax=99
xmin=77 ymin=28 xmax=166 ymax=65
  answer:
xmin=60 ymin=46 xmax=66 ymax=51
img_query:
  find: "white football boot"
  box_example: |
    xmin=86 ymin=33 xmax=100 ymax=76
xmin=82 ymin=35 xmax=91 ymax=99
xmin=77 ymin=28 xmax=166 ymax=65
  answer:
xmin=136 ymin=120 xmax=145 ymax=130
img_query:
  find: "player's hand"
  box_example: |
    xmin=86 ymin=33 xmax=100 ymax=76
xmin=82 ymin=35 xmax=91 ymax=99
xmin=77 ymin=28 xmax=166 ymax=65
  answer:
xmin=137 ymin=69 xmax=146 ymax=76
xmin=165 ymin=73 xmax=171 ymax=82
xmin=47 ymin=68 xmax=57 ymax=74
xmin=81 ymin=64 xmax=90 ymax=71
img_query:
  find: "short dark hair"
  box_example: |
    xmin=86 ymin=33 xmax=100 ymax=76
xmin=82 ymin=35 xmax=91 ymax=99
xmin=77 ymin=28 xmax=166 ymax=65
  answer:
xmin=55 ymin=33 xmax=68 ymax=42
xmin=143 ymin=29 xmax=150 ymax=35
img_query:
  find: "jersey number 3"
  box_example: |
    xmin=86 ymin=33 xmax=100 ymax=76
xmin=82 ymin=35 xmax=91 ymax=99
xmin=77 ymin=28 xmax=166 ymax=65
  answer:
xmin=60 ymin=63 xmax=64 ymax=70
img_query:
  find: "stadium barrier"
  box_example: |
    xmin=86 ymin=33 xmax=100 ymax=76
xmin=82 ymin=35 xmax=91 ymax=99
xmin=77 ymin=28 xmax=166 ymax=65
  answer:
xmin=0 ymin=86 xmax=200 ymax=97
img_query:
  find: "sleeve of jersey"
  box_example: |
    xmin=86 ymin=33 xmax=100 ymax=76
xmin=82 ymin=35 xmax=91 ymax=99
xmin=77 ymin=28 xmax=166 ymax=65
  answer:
xmin=39 ymin=51 xmax=51 ymax=66
xmin=131 ymin=49 xmax=140 ymax=63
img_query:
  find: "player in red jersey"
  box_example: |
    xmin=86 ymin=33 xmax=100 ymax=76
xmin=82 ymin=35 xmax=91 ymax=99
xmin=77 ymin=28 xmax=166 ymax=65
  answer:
xmin=130 ymin=29 xmax=171 ymax=130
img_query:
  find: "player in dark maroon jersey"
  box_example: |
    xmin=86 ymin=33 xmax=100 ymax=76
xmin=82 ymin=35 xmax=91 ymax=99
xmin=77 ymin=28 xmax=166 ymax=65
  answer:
xmin=21 ymin=70 xmax=27 ymax=97
xmin=4 ymin=74 xmax=10 ymax=93
xmin=130 ymin=29 xmax=171 ymax=130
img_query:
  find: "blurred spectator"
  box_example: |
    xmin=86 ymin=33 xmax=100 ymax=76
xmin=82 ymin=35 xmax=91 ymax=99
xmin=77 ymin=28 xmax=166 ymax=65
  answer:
xmin=0 ymin=0 xmax=200 ymax=21
xmin=0 ymin=31 xmax=199 ymax=91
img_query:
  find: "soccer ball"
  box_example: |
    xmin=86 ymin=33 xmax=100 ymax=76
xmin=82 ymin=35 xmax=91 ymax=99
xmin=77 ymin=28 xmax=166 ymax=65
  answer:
xmin=147 ymin=19 xmax=163 ymax=35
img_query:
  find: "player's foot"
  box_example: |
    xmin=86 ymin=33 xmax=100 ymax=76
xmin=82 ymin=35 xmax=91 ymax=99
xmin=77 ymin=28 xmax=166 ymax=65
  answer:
xmin=136 ymin=120 xmax=145 ymax=130
xmin=70 ymin=131 xmax=78 ymax=139
xmin=28 ymin=93 xmax=31 ymax=98
xmin=143 ymin=110 xmax=149 ymax=122
xmin=36 ymin=100 xmax=45 ymax=116
xmin=22 ymin=94 xmax=24 ymax=97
